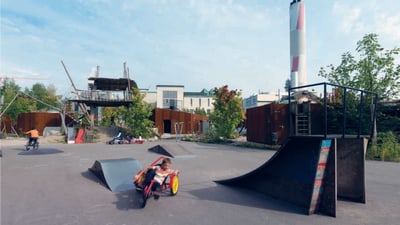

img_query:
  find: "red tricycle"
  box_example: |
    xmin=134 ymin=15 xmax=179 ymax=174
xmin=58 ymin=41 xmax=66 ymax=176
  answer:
xmin=134 ymin=156 xmax=179 ymax=208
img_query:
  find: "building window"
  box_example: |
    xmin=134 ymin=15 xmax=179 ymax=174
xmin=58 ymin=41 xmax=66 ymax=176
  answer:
xmin=163 ymin=90 xmax=177 ymax=109
xmin=199 ymin=98 xmax=201 ymax=107
xmin=163 ymin=90 xmax=177 ymax=99
xmin=190 ymin=98 xmax=193 ymax=106
xmin=208 ymin=98 xmax=210 ymax=107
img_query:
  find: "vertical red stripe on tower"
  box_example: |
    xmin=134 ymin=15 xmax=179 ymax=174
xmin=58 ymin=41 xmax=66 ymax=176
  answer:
xmin=292 ymin=56 xmax=299 ymax=72
xmin=297 ymin=2 xmax=304 ymax=30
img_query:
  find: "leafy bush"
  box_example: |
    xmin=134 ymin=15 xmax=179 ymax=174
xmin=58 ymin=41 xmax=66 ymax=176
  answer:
xmin=209 ymin=85 xmax=245 ymax=139
xmin=367 ymin=131 xmax=400 ymax=162
xmin=202 ymin=128 xmax=231 ymax=143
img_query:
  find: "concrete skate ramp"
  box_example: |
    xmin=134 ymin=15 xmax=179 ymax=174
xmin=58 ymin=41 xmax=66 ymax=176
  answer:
xmin=148 ymin=143 xmax=193 ymax=158
xmin=89 ymin=158 xmax=142 ymax=192
xmin=216 ymin=136 xmax=333 ymax=214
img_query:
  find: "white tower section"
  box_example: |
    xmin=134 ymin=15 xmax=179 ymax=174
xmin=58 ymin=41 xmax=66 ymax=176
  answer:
xmin=290 ymin=0 xmax=307 ymax=88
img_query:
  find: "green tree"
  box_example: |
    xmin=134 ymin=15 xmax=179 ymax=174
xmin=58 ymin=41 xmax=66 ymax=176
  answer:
xmin=0 ymin=78 xmax=32 ymax=123
xmin=284 ymin=78 xmax=291 ymax=92
xmin=26 ymin=83 xmax=59 ymax=111
xmin=119 ymin=88 xmax=154 ymax=138
xmin=318 ymin=33 xmax=400 ymax=161
xmin=209 ymin=85 xmax=245 ymax=139
xmin=318 ymin=33 xmax=400 ymax=99
xmin=100 ymin=107 xmax=119 ymax=126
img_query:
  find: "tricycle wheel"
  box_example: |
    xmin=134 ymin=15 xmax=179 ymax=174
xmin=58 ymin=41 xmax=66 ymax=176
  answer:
xmin=170 ymin=176 xmax=179 ymax=196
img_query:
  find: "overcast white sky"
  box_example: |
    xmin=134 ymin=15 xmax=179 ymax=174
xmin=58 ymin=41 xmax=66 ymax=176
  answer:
xmin=1 ymin=0 xmax=399 ymax=98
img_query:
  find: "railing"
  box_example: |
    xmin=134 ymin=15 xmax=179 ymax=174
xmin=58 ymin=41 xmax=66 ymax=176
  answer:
xmin=289 ymin=82 xmax=378 ymax=139
xmin=74 ymin=90 xmax=133 ymax=102
xmin=162 ymin=99 xmax=183 ymax=110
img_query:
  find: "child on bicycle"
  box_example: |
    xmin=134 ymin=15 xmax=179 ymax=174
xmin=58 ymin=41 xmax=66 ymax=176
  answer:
xmin=141 ymin=158 xmax=179 ymax=199
xmin=25 ymin=127 xmax=39 ymax=146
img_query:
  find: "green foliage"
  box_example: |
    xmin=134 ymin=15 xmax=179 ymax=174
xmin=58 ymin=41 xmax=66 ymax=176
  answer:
xmin=318 ymin=33 xmax=400 ymax=151
xmin=326 ymin=93 xmax=376 ymax=136
xmin=208 ymin=85 xmax=245 ymax=139
xmin=367 ymin=131 xmax=400 ymax=162
xmin=194 ymin=107 xmax=207 ymax=116
xmin=284 ymin=79 xmax=291 ymax=92
xmin=119 ymin=88 xmax=154 ymax=138
xmin=1 ymin=79 xmax=29 ymax=123
xmin=181 ymin=107 xmax=207 ymax=116
xmin=99 ymin=107 xmax=119 ymax=126
xmin=1 ymin=79 xmax=60 ymax=124
xmin=27 ymin=83 xmax=59 ymax=110
xmin=318 ymin=33 xmax=400 ymax=99
xmin=377 ymin=104 xmax=400 ymax=136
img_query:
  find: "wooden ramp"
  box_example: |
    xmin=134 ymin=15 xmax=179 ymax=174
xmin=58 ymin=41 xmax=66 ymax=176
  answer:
xmin=216 ymin=136 xmax=367 ymax=217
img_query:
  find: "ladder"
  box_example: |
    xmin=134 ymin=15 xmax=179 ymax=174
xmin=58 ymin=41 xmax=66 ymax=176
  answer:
xmin=295 ymin=102 xmax=311 ymax=135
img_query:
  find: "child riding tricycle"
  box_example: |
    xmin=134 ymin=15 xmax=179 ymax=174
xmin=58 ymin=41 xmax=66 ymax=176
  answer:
xmin=134 ymin=156 xmax=180 ymax=208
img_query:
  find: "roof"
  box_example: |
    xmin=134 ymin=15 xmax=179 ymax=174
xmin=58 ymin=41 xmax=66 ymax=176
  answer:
xmin=88 ymin=77 xmax=138 ymax=91
xmin=156 ymin=85 xmax=184 ymax=88
xmin=184 ymin=88 xmax=213 ymax=97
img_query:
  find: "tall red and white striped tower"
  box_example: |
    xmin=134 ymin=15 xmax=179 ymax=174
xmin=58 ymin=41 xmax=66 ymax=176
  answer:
xmin=289 ymin=0 xmax=306 ymax=88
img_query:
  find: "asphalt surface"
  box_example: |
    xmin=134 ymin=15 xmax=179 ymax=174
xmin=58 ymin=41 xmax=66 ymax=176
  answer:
xmin=1 ymin=139 xmax=399 ymax=225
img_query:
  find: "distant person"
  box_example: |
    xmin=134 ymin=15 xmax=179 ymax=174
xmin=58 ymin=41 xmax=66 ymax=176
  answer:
xmin=25 ymin=127 xmax=39 ymax=145
xmin=116 ymin=130 xmax=123 ymax=139
xmin=110 ymin=116 xmax=115 ymax=126
xmin=112 ymin=130 xmax=123 ymax=141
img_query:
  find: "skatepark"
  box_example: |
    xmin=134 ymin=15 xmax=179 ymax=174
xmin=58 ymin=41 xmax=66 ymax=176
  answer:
xmin=1 ymin=138 xmax=399 ymax=225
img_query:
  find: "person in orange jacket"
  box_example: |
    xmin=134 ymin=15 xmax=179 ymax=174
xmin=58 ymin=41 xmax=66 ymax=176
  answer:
xmin=25 ymin=127 xmax=39 ymax=145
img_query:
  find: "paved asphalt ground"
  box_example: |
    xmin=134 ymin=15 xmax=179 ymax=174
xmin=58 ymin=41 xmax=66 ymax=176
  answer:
xmin=1 ymin=139 xmax=399 ymax=225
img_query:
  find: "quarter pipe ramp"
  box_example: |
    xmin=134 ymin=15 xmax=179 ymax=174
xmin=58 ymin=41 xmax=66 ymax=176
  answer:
xmin=216 ymin=136 xmax=367 ymax=217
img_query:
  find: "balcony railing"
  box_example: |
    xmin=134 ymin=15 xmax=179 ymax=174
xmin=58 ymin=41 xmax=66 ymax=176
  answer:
xmin=74 ymin=90 xmax=132 ymax=102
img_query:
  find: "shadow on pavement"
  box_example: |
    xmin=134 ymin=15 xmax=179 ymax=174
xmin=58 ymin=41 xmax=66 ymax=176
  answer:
xmin=81 ymin=171 xmax=144 ymax=210
xmin=189 ymin=184 xmax=306 ymax=215
xmin=18 ymin=148 xmax=64 ymax=155
xmin=113 ymin=190 xmax=144 ymax=210
xmin=81 ymin=170 xmax=102 ymax=183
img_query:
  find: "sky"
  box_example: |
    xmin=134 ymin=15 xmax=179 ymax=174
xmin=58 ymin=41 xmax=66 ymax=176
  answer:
xmin=1 ymin=0 xmax=400 ymax=98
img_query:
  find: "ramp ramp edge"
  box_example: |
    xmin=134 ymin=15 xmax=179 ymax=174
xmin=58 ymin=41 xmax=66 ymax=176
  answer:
xmin=88 ymin=158 xmax=142 ymax=192
xmin=148 ymin=143 xmax=193 ymax=158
